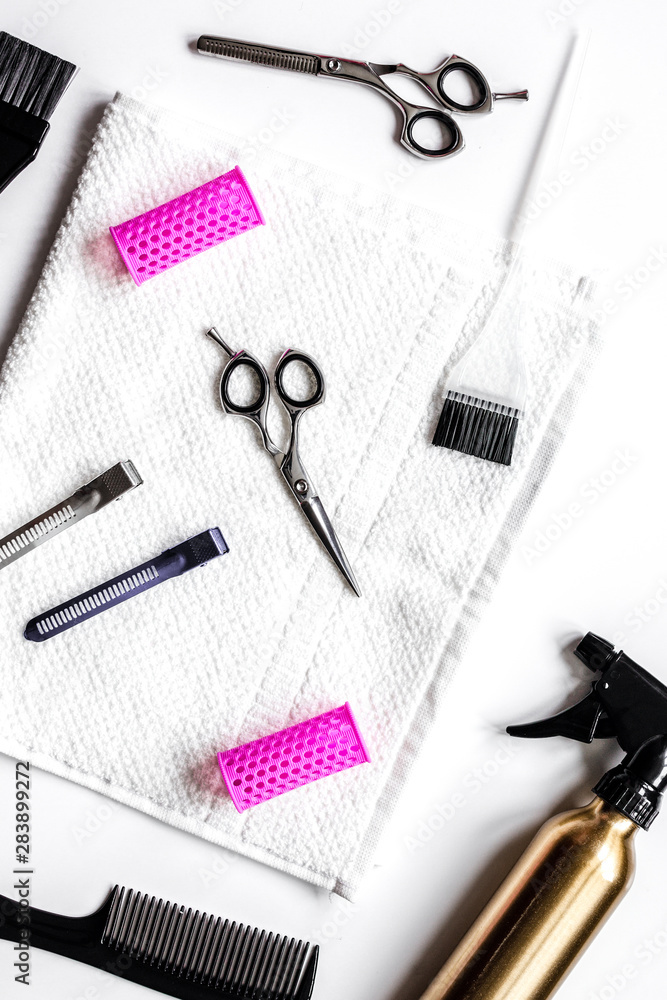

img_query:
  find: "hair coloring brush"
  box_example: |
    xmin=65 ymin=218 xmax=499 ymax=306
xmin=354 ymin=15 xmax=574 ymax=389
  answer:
xmin=0 ymin=31 xmax=77 ymax=193
xmin=0 ymin=885 xmax=319 ymax=999
xmin=432 ymin=32 xmax=589 ymax=465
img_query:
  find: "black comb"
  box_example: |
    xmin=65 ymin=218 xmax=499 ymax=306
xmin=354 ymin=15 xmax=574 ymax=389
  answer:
xmin=0 ymin=31 xmax=77 ymax=193
xmin=0 ymin=886 xmax=319 ymax=999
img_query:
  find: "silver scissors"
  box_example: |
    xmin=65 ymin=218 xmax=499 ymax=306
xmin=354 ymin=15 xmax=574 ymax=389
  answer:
xmin=207 ymin=328 xmax=361 ymax=597
xmin=197 ymin=34 xmax=528 ymax=160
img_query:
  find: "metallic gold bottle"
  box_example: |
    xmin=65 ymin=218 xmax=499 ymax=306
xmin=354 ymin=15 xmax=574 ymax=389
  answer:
xmin=418 ymin=796 xmax=638 ymax=1000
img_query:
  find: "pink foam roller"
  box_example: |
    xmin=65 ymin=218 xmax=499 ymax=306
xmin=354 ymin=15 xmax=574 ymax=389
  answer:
xmin=218 ymin=703 xmax=371 ymax=812
xmin=109 ymin=166 xmax=265 ymax=285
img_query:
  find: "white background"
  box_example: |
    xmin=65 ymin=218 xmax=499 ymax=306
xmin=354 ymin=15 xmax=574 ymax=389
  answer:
xmin=1 ymin=1 xmax=666 ymax=999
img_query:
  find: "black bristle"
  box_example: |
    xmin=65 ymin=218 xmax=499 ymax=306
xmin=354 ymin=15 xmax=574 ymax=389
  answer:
xmin=0 ymin=31 xmax=76 ymax=119
xmin=432 ymin=391 xmax=520 ymax=466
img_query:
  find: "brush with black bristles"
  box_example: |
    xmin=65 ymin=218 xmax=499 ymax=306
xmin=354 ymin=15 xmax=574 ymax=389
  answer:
xmin=0 ymin=885 xmax=319 ymax=999
xmin=432 ymin=31 xmax=591 ymax=467
xmin=0 ymin=30 xmax=77 ymax=193
xmin=432 ymin=258 xmax=527 ymax=466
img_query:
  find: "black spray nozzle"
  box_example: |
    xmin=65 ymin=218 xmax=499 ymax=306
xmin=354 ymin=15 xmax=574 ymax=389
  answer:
xmin=507 ymin=632 xmax=667 ymax=756
xmin=594 ymin=735 xmax=667 ymax=830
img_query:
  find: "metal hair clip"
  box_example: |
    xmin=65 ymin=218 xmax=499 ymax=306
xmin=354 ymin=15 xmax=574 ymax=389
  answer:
xmin=0 ymin=461 xmax=143 ymax=571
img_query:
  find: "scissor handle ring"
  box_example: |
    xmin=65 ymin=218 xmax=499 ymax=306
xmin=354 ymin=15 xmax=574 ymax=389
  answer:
xmin=405 ymin=110 xmax=463 ymax=159
xmin=275 ymin=351 xmax=325 ymax=409
xmin=220 ymin=353 xmax=270 ymax=415
xmin=437 ymin=62 xmax=489 ymax=113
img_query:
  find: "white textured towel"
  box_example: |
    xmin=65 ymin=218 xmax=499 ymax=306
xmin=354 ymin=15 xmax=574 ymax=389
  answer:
xmin=0 ymin=94 xmax=598 ymax=900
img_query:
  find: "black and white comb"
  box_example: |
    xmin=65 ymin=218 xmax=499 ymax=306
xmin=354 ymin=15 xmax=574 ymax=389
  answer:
xmin=24 ymin=527 xmax=228 ymax=641
xmin=0 ymin=460 xmax=142 ymax=571
xmin=0 ymin=885 xmax=319 ymax=999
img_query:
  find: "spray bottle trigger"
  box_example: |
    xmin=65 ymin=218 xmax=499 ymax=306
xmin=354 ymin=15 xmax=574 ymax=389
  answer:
xmin=506 ymin=690 xmax=611 ymax=743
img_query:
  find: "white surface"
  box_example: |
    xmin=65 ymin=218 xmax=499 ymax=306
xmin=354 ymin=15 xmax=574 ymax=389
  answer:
xmin=0 ymin=1 xmax=665 ymax=999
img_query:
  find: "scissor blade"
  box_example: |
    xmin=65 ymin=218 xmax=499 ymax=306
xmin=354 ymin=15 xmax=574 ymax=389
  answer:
xmin=299 ymin=496 xmax=361 ymax=597
xmin=197 ymin=35 xmax=322 ymax=76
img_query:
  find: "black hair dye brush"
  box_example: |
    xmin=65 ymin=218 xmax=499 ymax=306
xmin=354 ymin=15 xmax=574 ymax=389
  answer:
xmin=0 ymin=31 xmax=77 ymax=193
xmin=431 ymin=32 xmax=589 ymax=467
xmin=0 ymin=885 xmax=319 ymax=999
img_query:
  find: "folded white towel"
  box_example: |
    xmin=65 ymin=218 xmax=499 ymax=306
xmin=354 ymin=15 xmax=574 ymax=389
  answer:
xmin=0 ymin=94 xmax=598 ymax=900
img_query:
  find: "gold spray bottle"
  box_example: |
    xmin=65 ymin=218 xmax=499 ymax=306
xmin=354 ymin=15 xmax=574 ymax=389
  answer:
xmin=418 ymin=633 xmax=667 ymax=1000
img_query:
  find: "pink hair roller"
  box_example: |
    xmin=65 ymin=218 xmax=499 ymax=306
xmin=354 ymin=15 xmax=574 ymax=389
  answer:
xmin=218 ymin=703 xmax=371 ymax=812
xmin=109 ymin=166 xmax=265 ymax=285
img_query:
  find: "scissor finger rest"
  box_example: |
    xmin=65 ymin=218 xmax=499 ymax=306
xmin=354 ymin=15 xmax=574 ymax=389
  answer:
xmin=402 ymin=109 xmax=464 ymax=159
xmin=436 ymin=59 xmax=491 ymax=112
xmin=220 ymin=351 xmax=270 ymax=415
xmin=275 ymin=350 xmax=325 ymax=410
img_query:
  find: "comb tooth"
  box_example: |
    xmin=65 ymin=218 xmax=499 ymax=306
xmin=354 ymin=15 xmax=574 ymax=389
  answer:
xmin=267 ymin=935 xmax=292 ymax=998
xmin=204 ymin=918 xmax=229 ymax=986
xmin=144 ymin=899 xmax=169 ymax=964
xmin=252 ymin=931 xmax=278 ymax=996
xmin=212 ymin=920 xmax=240 ymax=988
xmin=255 ymin=932 xmax=283 ymax=997
xmin=161 ymin=906 xmax=187 ymax=972
xmin=183 ymin=911 xmax=211 ymax=980
xmin=293 ymin=945 xmax=319 ymax=1000
xmin=225 ymin=924 xmax=253 ymax=990
xmin=178 ymin=910 xmax=207 ymax=978
xmin=168 ymin=907 xmax=195 ymax=974
xmin=281 ymin=940 xmax=305 ymax=999
xmin=243 ymin=929 xmax=268 ymax=995
xmin=126 ymin=893 xmax=151 ymax=957
xmin=152 ymin=902 xmax=180 ymax=968
xmin=113 ymin=887 xmax=135 ymax=949
xmin=163 ymin=904 xmax=188 ymax=970
xmin=200 ymin=916 xmax=224 ymax=985
xmin=116 ymin=889 xmax=142 ymax=951
xmin=235 ymin=926 xmax=262 ymax=992
xmin=105 ymin=886 xmax=128 ymax=948
xmin=101 ymin=885 xmax=122 ymax=945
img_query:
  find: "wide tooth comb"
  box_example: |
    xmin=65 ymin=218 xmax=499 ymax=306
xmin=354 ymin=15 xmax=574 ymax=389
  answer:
xmin=0 ymin=459 xmax=142 ymax=571
xmin=0 ymin=885 xmax=319 ymax=999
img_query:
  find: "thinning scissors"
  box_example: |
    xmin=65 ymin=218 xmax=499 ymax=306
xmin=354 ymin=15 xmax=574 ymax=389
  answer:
xmin=207 ymin=328 xmax=361 ymax=597
xmin=197 ymin=34 xmax=528 ymax=160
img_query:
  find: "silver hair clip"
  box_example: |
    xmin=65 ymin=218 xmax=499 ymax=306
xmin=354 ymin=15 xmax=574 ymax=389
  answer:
xmin=0 ymin=460 xmax=143 ymax=570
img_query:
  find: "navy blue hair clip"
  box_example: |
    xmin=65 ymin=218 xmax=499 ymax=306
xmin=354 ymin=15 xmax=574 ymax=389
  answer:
xmin=25 ymin=528 xmax=228 ymax=642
